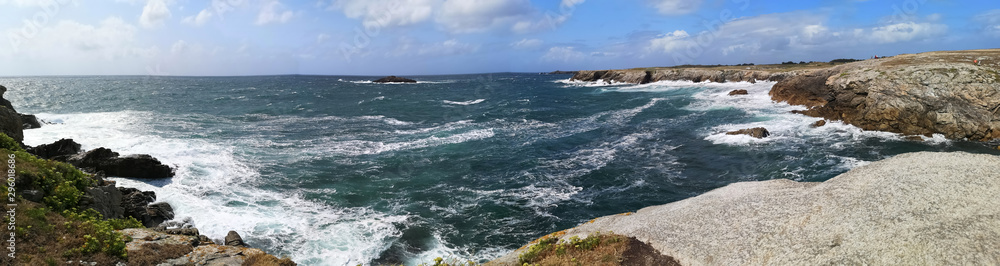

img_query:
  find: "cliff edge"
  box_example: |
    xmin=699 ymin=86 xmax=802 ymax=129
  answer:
xmin=770 ymin=49 xmax=1000 ymax=140
xmin=491 ymin=151 xmax=1000 ymax=265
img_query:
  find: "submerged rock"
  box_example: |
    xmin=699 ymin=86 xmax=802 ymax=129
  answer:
xmin=373 ymin=76 xmax=417 ymax=83
xmin=726 ymin=127 xmax=770 ymax=138
xmin=728 ymin=89 xmax=749 ymax=96
xmin=492 ymin=152 xmax=1000 ymax=265
xmin=811 ymin=120 xmax=827 ymax=128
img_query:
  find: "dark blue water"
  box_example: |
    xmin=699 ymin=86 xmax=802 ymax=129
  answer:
xmin=1 ymin=74 xmax=996 ymax=265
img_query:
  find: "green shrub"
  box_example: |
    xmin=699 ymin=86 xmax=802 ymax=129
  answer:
xmin=0 ymin=132 xmax=23 ymax=152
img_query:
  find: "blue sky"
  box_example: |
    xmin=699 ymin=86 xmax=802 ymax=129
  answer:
xmin=0 ymin=0 xmax=998 ymax=76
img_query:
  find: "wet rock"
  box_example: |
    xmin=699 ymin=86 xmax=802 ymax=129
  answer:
xmin=19 ymin=114 xmax=40 ymax=129
xmin=811 ymin=120 xmax=827 ymax=128
xmin=726 ymin=127 xmax=770 ymax=138
xmin=27 ymin=138 xmax=82 ymax=159
xmin=728 ymin=89 xmax=749 ymax=96
xmin=146 ymin=202 xmax=175 ymax=228
xmin=68 ymin=148 xmax=174 ymax=179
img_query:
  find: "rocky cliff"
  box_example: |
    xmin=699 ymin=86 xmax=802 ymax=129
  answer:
xmin=491 ymin=152 xmax=1000 ymax=265
xmin=769 ymin=49 xmax=1000 ymax=140
xmin=570 ymin=68 xmax=795 ymax=84
xmin=571 ymin=49 xmax=1000 ymax=141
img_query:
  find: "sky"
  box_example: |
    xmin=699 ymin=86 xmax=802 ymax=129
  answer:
xmin=0 ymin=0 xmax=998 ymax=76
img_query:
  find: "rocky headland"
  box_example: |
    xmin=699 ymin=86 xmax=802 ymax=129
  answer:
xmin=491 ymin=151 xmax=1000 ymax=265
xmin=569 ymin=49 xmax=1000 ymax=141
xmin=0 ymin=85 xmax=294 ymax=265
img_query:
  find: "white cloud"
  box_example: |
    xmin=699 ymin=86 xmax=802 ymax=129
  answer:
xmin=865 ymin=22 xmax=947 ymax=44
xmin=332 ymin=0 xmax=577 ymax=34
xmin=256 ymin=0 xmax=294 ymax=25
xmin=317 ymin=33 xmax=331 ymax=44
xmin=974 ymin=9 xmax=1000 ymax=37
xmin=181 ymin=9 xmax=213 ymax=26
xmin=418 ymin=39 xmax=478 ymax=56
xmin=333 ymin=0 xmax=438 ymax=28
xmin=140 ymin=0 xmax=172 ymax=29
xmin=561 ymin=0 xmax=584 ymax=8
xmin=437 ymin=0 xmax=533 ymax=33
xmin=542 ymin=46 xmax=584 ymax=62
xmin=647 ymin=30 xmax=695 ymax=53
xmin=511 ymin=38 xmax=542 ymax=49
xmin=651 ymin=0 xmax=702 ymax=15
xmin=171 ymin=40 xmax=188 ymax=54
xmin=3 ymin=17 xmax=154 ymax=61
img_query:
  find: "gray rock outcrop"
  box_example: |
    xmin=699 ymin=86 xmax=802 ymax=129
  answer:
xmin=492 ymin=152 xmax=1000 ymax=265
xmin=770 ymin=49 xmax=1000 ymax=140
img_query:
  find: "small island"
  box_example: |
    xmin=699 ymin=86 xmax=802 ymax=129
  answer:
xmin=372 ymin=76 xmax=417 ymax=83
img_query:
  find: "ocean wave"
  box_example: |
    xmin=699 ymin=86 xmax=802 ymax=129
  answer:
xmin=443 ymin=99 xmax=485 ymax=105
xmin=24 ymin=111 xmax=410 ymax=265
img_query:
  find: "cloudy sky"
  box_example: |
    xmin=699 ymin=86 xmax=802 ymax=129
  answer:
xmin=0 ymin=0 xmax=997 ymax=76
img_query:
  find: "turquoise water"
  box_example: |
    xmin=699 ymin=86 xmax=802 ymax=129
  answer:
xmin=1 ymin=74 xmax=996 ymax=265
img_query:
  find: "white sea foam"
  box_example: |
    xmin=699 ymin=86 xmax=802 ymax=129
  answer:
xmin=23 ymin=111 xmax=409 ymax=265
xmin=301 ymin=129 xmax=495 ymax=157
xmin=443 ymin=99 xmax=485 ymax=105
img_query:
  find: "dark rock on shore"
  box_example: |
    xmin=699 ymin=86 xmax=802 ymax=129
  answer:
xmin=27 ymin=138 xmax=82 ymax=159
xmin=19 ymin=114 xmax=40 ymax=129
xmin=82 ymin=185 xmax=125 ymax=219
xmin=728 ymin=89 xmax=749 ymax=96
xmin=373 ymin=76 xmax=417 ymax=83
xmin=120 ymin=188 xmax=174 ymax=227
xmin=67 ymin=147 xmax=175 ymax=179
xmin=225 ymin=231 xmax=247 ymax=247
xmin=726 ymin=127 xmax=770 ymax=138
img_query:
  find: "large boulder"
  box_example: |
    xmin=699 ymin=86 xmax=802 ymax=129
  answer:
xmin=372 ymin=76 xmax=417 ymax=83
xmin=81 ymin=185 xmax=124 ymax=219
xmin=225 ymin=231 xmax=246 ymax=247
xmin=147 ymin=202 xmax=175 ymax=228
xmin=27 ymin=138 xmax=82 ymax=159
xmin=68 ymin=148 xmax=175 ymax=179
xmin=492 ymin=152 xmax=1000 ymax=265
xmin=19 ymin=113 xmax=40 ymax=129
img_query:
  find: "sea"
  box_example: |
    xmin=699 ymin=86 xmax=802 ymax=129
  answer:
xmin=1 ymin=74 xmax=997 ymax=265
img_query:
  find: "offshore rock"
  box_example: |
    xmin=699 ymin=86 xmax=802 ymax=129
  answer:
xmin=726 ymin=127 xmax=770 ymax=138
xmin=373 ymin=76 xmax=417 ymax=83
xmin=493 ymin=152 xmax=1000 ymax=265
xmin=0 ymin=85 xmax=23 ymax=142
xmin=728 ymin=89 xmax=749 ymax=96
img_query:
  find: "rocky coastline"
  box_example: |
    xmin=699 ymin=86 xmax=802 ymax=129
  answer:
xmin=0 ymin=85 xmax=294 ymax=265
xmin=490 ymin=151 xmax=1000 ymax=265
xmin=569 ymin=49 xmax=1000 ymax=141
